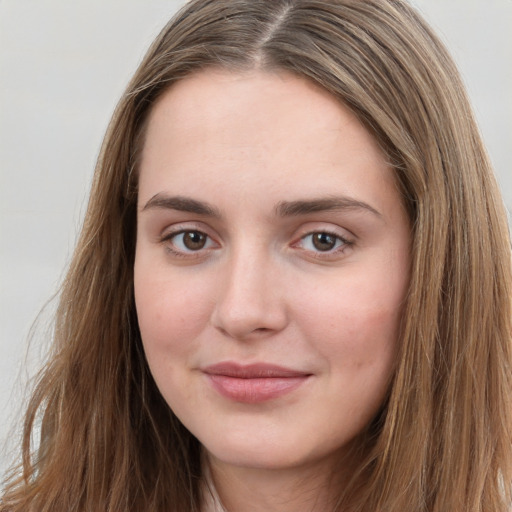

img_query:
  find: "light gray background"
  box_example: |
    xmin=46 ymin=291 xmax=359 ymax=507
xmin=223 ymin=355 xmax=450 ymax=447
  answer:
xmin=1 ymin=0 xmax=511 ymax=474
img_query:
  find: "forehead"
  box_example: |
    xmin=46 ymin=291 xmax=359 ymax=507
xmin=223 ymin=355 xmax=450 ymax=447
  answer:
xmin=142 ymin=68 xmax=381 ymax=154
xmin=138 ymin=68 xmax=400 ymax=218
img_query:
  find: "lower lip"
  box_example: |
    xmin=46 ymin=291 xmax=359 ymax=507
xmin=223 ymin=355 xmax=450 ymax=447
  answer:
xmin=207 ymin=374 xmax=309 ymax=403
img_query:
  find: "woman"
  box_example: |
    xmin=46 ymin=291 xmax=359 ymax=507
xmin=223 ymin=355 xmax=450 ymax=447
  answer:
xmin=2 ymin=0 xmax=511 ymax=510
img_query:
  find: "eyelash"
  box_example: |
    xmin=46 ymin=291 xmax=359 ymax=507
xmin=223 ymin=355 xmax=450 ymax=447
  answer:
xmin=160 ymin=229 xmax=217 ymax=258
xmin=294 ymin=231 xmax=353 ymax=258
xmin=159 ymin=228 xmax=354 ymax=259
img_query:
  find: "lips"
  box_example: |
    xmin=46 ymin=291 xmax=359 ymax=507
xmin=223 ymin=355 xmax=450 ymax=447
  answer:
xmin=202 ymin=362 xmax=311 ymax=403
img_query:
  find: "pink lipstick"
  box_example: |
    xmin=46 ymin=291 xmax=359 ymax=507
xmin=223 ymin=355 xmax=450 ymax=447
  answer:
xmin=202 ymin=362 xmax=311 ymax=403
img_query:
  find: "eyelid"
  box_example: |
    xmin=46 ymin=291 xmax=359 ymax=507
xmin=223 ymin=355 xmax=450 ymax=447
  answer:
xmin=160 ymin=221 xmax=216 ymax=240
xmin=290 ymin=224 xmax=355 ymax=258
xmin=157 ymin=221 xmax=355 ymax=260
xmin=159 ymin=222 xmax=221 ymax=257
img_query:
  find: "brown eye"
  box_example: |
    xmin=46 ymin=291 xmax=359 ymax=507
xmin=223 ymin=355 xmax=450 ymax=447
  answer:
xmin=182 ymin=231 xmax=207 ymax=250
xmin=312 ymin=232 xmax=338 ymax=251
xmin=163 ymin=229 xmax=216 ymax=256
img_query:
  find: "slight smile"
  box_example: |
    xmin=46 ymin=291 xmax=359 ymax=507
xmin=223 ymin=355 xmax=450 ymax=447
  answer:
xmin=202 ymin=362 xmax=313 ymax=403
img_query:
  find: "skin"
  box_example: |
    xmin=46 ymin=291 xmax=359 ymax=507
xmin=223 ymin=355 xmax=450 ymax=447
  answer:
xmin=134 ymin=68 xmax=411 ymax=511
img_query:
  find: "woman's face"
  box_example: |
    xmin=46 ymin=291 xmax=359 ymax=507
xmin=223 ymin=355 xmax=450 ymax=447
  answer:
xmin=134 ymin=69 xmax=410 ymax=475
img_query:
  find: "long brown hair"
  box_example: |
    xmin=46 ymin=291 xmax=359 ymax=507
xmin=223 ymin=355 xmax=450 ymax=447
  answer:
xmin=2 ymin=1 xmax=511 ymax=510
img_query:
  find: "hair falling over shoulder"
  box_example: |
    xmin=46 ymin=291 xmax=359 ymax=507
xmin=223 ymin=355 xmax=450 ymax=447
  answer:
xmin=2 ymin=1 xmax=512 ymax=510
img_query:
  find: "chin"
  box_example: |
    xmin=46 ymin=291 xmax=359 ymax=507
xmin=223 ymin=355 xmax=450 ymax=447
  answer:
xmin=201 ymin=429 xmax=346 ymax=473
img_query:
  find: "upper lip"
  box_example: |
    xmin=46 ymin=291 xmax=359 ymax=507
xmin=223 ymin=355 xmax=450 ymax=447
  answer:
xmin=202 ymin=362 xmax=311 ymax=378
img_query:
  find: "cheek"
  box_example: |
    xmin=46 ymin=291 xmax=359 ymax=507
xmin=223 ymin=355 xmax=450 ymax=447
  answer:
xmin=296 ymin=272 xmax=406 ymax=366
xmin=133 ymin=269 xmax=216 ymax=410
xmin=134 ymin=269 xmax=212 ymax=359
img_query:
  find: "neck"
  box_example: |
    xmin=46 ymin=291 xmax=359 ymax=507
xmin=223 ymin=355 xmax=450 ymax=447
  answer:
xmin=202 ymin=452 xmax=348 ymax=512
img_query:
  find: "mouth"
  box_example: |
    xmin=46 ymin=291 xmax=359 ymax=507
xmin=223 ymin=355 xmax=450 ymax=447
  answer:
xmin=202 ymin=362 xmax=312 ymax=403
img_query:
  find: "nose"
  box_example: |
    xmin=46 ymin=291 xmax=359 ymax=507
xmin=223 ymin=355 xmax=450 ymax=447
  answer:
xmin=211 ymin=247 xmax=288 ymax=341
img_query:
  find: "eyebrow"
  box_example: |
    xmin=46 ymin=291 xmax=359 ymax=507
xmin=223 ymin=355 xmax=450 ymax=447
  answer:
xmin=142 ymin=194 xmax=222 ymax=217
xmin=141 ymin=193 xmax=382 ymax=219
xmin=275 ymin=196 xmax=382 ymax=218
